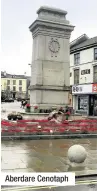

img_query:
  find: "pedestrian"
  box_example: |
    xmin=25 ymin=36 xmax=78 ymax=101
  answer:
xmin=94 ymin=104 xmax=97 ymax=116
xmin=59 ymin=107 xmax=64 ymax=113
xmin=25 ymin=100 xmax=28 ymax=105
xmin=22 ymin=100 xmax=26 ymax=109
xmin=65 ymin=107 xmax=70 ymax=120
xmin=20 ymin=100 xmax=23 ymax=108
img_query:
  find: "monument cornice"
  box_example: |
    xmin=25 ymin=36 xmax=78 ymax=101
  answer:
xmin=32 ymin=27 xmax=71 ymax=38
xmin=29 ymin=85 xmax=70 ymax=91
xmin=29 ymin=19 xmax=74 ymax=35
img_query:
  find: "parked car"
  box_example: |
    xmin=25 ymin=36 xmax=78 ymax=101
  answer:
xmin=5 ymin=98 xmax=14 ymax=102
xmin=17 ymin=97 xmax=30 ymax=102
xmin=1 ymin=98 xmax=5 ymax=102
xmin=1 ymin=96 xmax=6 ymax=102
xmin=17 ymin=97 xmax=22 ymax=102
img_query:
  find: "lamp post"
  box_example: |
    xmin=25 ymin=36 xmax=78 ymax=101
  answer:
xmin=28 ymin=63 xmax=31 ymax=66
xmin=28 ymin=63 xmax=31 ymax=83
xmin=27 ymin=63 xmax=31 ymax=97
xmin=28 ymin=63 xmax=31 ymax=77
xmin=27 ymin=64 xmax=31 ymax=99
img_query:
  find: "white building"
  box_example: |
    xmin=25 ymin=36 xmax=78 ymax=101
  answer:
xmin=70 ymin=34 xmax=97 ymax=115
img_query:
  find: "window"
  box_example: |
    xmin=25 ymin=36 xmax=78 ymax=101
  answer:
xmin=13 ymin=86 xmax=16 ymax=91
xmin=81 ymin=69 xmax=90 ymax=75
xmin=19 ymin=87 xmax=22 ymax=92
xmin=94 ymin=48 xmax=97 ymax=60
xmin=70 ymin=72 xmax=72 ymax=77
xmin=93 ymin=65 xmax=97 ymax=83
xmin=74 ymin=69 xmax=79 ymax=84
xmin=78 ymin=96 xmax=88 ymax=110
xmin=74 ymin=53 xmax=80 ymax=65
xmin=81 ymin=70 xmax=85 ymax=75
xmin=19 ymin=80 xmax=22 ymax=85
xmin=13 ymin=80 xmax=16 ymax=85
xmin=12 ymin=75 xmax=15 ymax=78
xmin=7 ymin=86 xmax=10 ymax=91
xmin=7 ymin=80 xmax=10 ymax=85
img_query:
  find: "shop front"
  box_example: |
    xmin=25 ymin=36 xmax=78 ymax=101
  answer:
xmin=72 ymin=83 xmax=97 ymax=116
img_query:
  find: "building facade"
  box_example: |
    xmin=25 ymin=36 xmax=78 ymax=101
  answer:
xmin=70 ymin=34 xmax=97 ymax=115
xmin=1 ymin=72 xmax=30 ymax=99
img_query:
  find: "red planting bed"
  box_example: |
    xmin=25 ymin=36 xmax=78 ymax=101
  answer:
xmin=1 ymin=119 xmax=97 ymax=134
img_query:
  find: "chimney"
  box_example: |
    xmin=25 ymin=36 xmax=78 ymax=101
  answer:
xmin=4 ymin=71 xmax=6 ymax=76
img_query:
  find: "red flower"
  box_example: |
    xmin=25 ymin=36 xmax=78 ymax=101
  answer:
xmin=26 ymin=104 xmax=30 ymax=108
xmin=66 ymin=111 xmax=70 ymax=116
xmin=34 ymin=106 xmax=38 ymax=109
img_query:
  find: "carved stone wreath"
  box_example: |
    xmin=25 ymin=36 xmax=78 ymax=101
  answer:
xmin=49 ymin=38 xmax=60 ymax=53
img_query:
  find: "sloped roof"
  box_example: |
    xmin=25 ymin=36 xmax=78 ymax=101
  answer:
xmin=70 ymin=34 xmax=89 ymax=47
xmin=1 ymin=71 xmax=30 ymax=79
xmin=70 ymin=36 xmax=97 ymax=52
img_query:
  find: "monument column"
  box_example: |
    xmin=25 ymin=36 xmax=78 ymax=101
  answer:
xmin=29 ymin=6 xmax=74 ymax=111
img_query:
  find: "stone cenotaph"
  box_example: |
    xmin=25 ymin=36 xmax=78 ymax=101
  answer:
xmin=29 ymin=6 xmax=74 ymax=111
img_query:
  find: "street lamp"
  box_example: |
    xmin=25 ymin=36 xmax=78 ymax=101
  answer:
xmin=28 ymin=63 xmax=31 ymax=76
xmin=28 ymin=63 xmax=31 ymax=66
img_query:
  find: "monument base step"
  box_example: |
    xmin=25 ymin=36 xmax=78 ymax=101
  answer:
xmin=30 ymin=103 xmax=67 ymax=112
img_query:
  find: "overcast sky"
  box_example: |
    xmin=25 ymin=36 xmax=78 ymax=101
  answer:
xmin=1 ymin=0 xmax=97 ymax=75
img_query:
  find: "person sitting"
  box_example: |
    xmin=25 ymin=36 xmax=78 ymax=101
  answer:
xmin=48 ymin=110 xmax=63 ymax=123
xmin=58 ymin=107 xmax=64 ymax=113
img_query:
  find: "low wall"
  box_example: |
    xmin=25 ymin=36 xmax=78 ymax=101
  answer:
xmin=1 ymin=134 xmax=97 ymax=141
xmin=20 ymin=112 xmax=85 ymax=120
xmin=20 ymin=113 xmax=48 ymax=119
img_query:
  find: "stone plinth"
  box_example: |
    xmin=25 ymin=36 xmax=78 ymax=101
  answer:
xmin=29 ymin=6 xmax=74 ymax=109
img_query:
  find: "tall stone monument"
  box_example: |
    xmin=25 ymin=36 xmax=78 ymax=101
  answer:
xmin=29 ymin=6 xmax=74 ymax=110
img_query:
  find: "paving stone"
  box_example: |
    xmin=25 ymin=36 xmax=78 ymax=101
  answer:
xmin=1 ymin=138 xmax=97 ymax=175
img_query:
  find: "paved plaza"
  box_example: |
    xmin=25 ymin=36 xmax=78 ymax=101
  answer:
xmin=1 ymin=138 xmax=97 ymax=175
xmin=1 ymin=101 xmax=25 ymax=120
